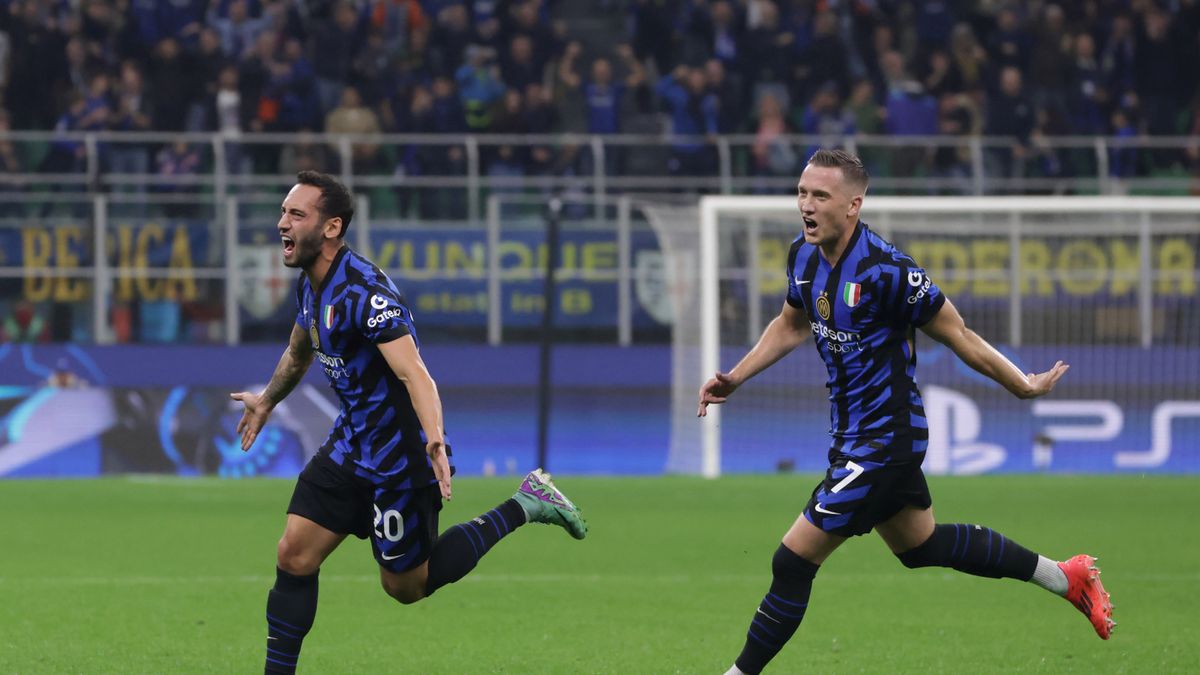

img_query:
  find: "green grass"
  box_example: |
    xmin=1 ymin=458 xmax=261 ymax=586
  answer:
xmin=2 ymin=475 xmax=1197 ymax=674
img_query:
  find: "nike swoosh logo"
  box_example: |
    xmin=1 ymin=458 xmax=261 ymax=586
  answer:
xmin=795 ymin=278 xmax=810 ymax=285
xmin=756 ymin=608 xmax=780 ymax=623
xmin=381 ymin=552 xmax=406 ymax=561
xmin=814 ymin=503 xmax=841 ymax=516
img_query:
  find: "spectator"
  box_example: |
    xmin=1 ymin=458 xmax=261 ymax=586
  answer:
xmin=740 ymin=0 xmax=792 ymax=101
xmin=350 ymin=29 xmax=394 ymax=107
xmin=325 ymin=86 xmax=382 ymax=173
xmin=1108 ymin=106 xmax=1138 ymax=181
xmin=237 ymin=32 xmax=281 ymax=172
xmin=986 ymin=66 xmax=1036 ymax=186
xmin=273 ymin=37 xmax=321 ymax=132
xmin=398 ymin=78 xmax=468 ymax=219
xmin=157 ymin=0 xmax=207 ymax=46
xmin=63 ymin=37 xmax=92 ymax=99
xmin=154 ymin=140 xmax=203 ymax=217
xmin=79 ymin=0 xmax=121 ymax=64
xmin=1027 ymin=4 xmax=1072 ymax=118
xmin=80 ymin=71 xmax=113 ymax=135
xmin=689 ymin=0 xmax=743 ymax=71
xmin=922 ymin=49 xmax=957 ymax=100
xmin=912 ymin=0 xmax=957 ymax=58
xmin=656 ymin=65 xmax=719 ymax=179
xmin=948 ymin=22 xmax=988 ymax=94
xmin=845 ymin=79 xmax=884 ymax=136
xmin=455 ymin=44 xmax=505 ymax=132
xmin=1028 ymin=106 xmax=1070 ymax=189
xmin=932 ymin=94 xmax=978 ymax=194
xmin=705 ymin=58 xmax=742 ymax=134
xmin=795 ymin=81 xmax=855 ymax=162
xmin=108 ymin=61 xmax=154 ymax=204
xmin=486 ymin=89 xmax=527 ymax=193
xmin=1136 ymin=10 xmax=1190 ymax=139
xmin=523 ymin=82 xmax=560 ymax=176
xmin=1101 ymin=14 xmax=1136 ymax=98
xmin=1067 ymin=32 xmax=1108 ymax=135
xmin=629 ymin=0 xmax=676 ymax=73
xmin=148 ymin=37 xmax=197 ymax=131
xmin=367 ymin=0 xmax=427 ymax=59
xmin=796 ymin=10 xmax=850 ymax=104
xmin=504 ymin=0 xmax=560 ymax=69
xmin=196 ymin=27 xmax=231 ymax=94
xmin=558 ymin=41 xmax=645 ymax=173
xmin=986 ymin=6 xmax=1029 ymax=74
xmin=212 ymin=0 xmax=267 ymax=61
xmin=501 ymin=34 xmax=541 ymax=93
xmin=311 ymin=0 xmax=362 ymax=114
xmin=880 ymin=50 xmax=938 ymax=180
xmin=39 ymin=93 xmax=89 ymax=215
xmin=6 ymin=2 xmax=67 ymax=128
xmin=211 ymin=64 xmax=250 ymax=175
xmin=279 ymin=129 xmax=332 ymax=175
xmin=750 ymin=91 xmax=795 ymax=181
xmin=429 ymin=3 xmax=473 ymax=76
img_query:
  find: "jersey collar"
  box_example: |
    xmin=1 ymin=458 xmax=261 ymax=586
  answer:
xmin=312 ymin=245 xmax=350 ymax=296
xmin=821 ymin=220 xmax=865 ymax=270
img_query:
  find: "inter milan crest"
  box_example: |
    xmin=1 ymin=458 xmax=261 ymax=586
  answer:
xmin=309 ymin=317 xmax=320 ymax=350
xmin=816 ymin=292 xmax=831 ymax=320
xmin=843 ymin=282 xmax=861 ymax=308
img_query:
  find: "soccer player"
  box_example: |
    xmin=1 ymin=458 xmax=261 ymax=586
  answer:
xmin=697 ymin=150 xmax=1114 ymax=674
xmin=231 ymin=171 xmax=587 ymax=674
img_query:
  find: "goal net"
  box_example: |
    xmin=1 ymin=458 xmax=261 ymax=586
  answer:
xmin=645 ymin=196 xmax=1200 ymax=477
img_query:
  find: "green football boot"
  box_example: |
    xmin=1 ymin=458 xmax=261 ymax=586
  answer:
xmin=513 ymin=468 xmax=588 ymax=540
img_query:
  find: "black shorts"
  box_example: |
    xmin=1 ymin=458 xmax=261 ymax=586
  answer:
xmin=802 ymin=440 xmax=933 ymax=538
xmin=287 ymin=454 xmax=442 ymax=572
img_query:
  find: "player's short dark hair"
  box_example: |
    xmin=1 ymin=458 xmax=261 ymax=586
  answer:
xmin=807 ymin=149 xmax=870 ymax=193
xmin=296 ymin=170 xmax=355 ymax=238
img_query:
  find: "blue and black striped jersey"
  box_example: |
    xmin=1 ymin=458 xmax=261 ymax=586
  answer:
xmin=295 ymin=246 xmax=441 ymax=488
xmin=786 ymin=221 xmax=945 ymax=452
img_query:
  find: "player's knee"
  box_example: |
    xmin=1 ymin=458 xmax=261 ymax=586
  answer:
xmin=381 ymin=576 xmax=426 ymax=605
xmin=896 ymin=526 xmax=948 ymax=569
xmin=772 ymin=543 xmax=820 ymax=580
xmin=276 ymin=536 xmax=322 ymax=576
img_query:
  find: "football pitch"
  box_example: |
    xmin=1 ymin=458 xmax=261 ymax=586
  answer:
xmin=2 ymin=474 xmax=1197 ymax=674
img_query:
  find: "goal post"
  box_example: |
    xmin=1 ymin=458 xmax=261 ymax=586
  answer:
xmin=648 ymin=195 xmax=1200 ymax=477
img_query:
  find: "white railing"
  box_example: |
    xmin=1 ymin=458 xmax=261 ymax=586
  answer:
xmin=4 ymin=130 xmax=1199 ymax=221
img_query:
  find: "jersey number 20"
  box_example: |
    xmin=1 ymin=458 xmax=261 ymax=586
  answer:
xmin=374 ymin=505 xmax=405 ymax=542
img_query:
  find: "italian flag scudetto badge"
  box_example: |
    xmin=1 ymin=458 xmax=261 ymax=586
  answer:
xmin=323 ymin=305 xmax=335 ymax=329
xmin=843 ymin=282 xmax=861 ymax=307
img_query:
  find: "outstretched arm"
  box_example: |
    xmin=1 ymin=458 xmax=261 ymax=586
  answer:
xmin=230 ymin=323 xmax=314 ymax=450
xmin=698 ymin=301 xmax=809 ymax=416
xmin=377 ymin=335 xmax=451 ymax=500
xmin=558 ymin=40 xmax=582 ymax=89
xmin=616 ymin=43 xmax=645 ymax=87
xmin=919 ymin=297 xmax=1069 ymax=399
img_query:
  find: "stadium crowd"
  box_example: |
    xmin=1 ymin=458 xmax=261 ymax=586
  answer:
xmin=1 ymin=0 xmax=1199 ymax=187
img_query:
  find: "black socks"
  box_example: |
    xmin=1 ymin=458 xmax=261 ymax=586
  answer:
xmin=424 ymin=498 xmax=527 ymax=595
xmin=264 ymin=567 xmax=318 ymax=674
xmin=898 ymin=523 xmax=1038 ymax=581
xmin=734 ymin=545 xmax=820 ymax=675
